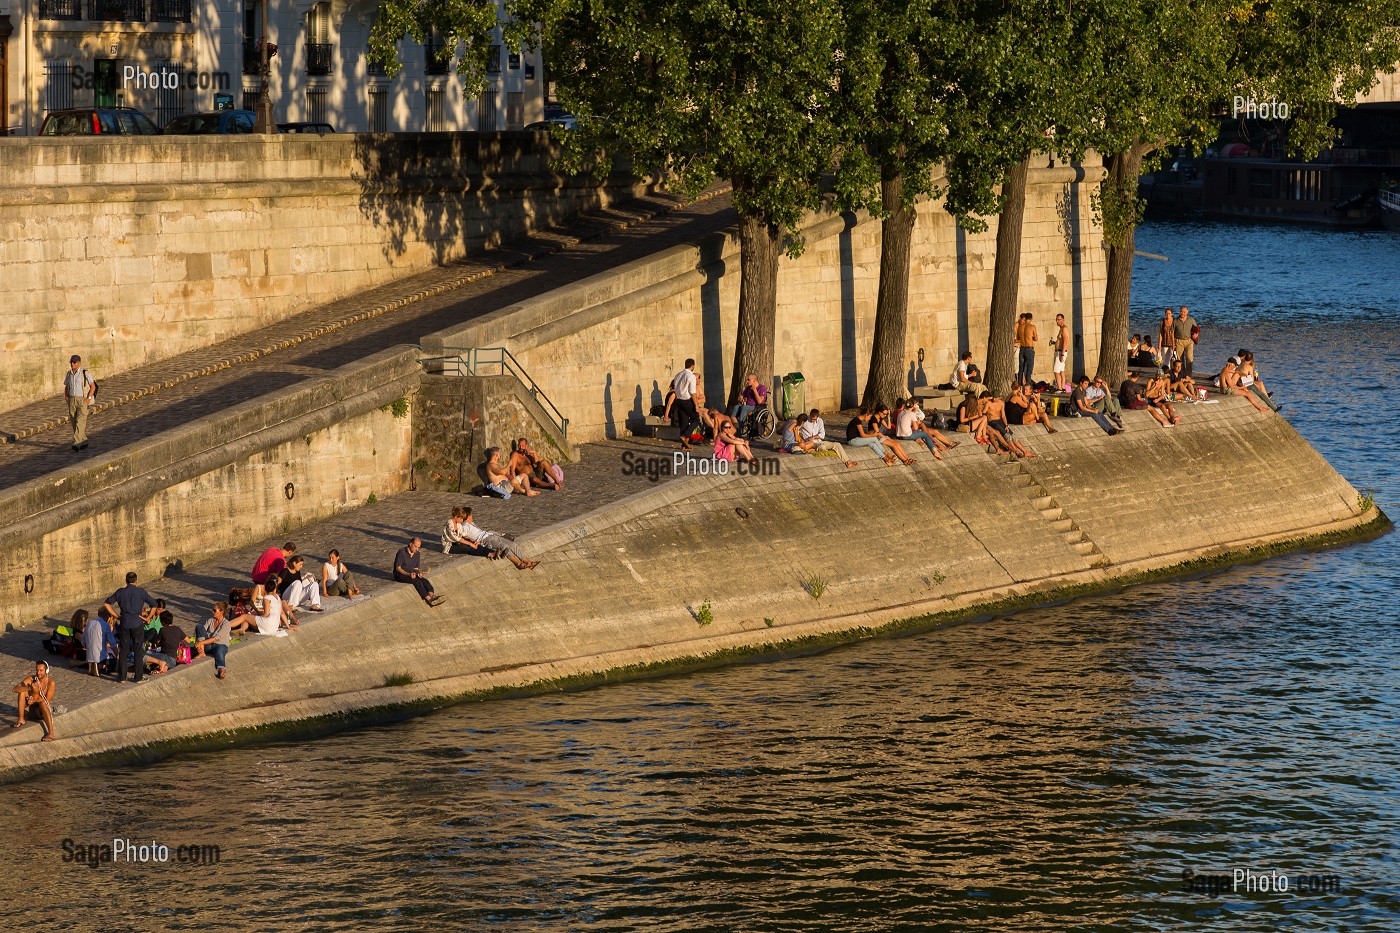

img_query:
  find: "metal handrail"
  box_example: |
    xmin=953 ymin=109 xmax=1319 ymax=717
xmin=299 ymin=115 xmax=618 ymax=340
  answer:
xmin=419 ymin=346 xmax=569 ymax=439
xmin=1381 ymin=189 xmax=1400 ymax=210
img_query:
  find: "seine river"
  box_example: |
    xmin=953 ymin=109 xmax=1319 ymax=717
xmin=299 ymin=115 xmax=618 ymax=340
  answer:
xmin=1 ymin=220 xmax=1397 ymax=931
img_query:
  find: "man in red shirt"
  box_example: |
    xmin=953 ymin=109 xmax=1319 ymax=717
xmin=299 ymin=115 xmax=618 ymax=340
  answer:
xmin=252 ymin=542 xmax=296 ymax=585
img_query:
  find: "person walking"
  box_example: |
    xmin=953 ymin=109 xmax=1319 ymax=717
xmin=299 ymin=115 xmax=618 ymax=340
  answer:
xmin=101 ymin=571 xmax=158 ymax=683
xmin=1173 ymin=306 xmax=1198 ymax=377
xmin=670 ymin=359 xmax=699 ymax=451
xmin=64 ymin=354 xmax=96 ymax=452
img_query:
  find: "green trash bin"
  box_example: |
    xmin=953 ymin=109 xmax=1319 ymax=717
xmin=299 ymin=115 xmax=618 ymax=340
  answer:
xmin=780 ymin=372 xmax=806 ymax=419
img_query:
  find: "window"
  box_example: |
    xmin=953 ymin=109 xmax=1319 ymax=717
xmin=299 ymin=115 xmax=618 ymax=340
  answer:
xmin=476 ymin=85 xmax=497 ymax=131
xmin=426 ymin=87 xmax=446 ymax=131
xmin=307 ymin=87 xmax=328 ymax=123
xmin=370 ymin=88 xmax=388 ymax=132
xmin=154 ymin=62 xmax=184 ymax=128
xmin=425 ymin=35 xmax=449 ymax=76
xmin=242 ymin=87 xmax=260 ymax=112
xmin=44 ymin=61 xmax=73 ymax=113
xmin=486 ymin=45 xmax=501 ymax=75
xmin=508 ymin=51 xmax=520 ymax=70
xmin=306 ymin=4 xmax=333 ymax=76
xmin=37 ymin=0 xmax=82 ymax=19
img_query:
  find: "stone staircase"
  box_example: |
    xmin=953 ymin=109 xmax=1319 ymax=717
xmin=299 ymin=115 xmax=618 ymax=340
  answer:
xmin=995 ymin=453 xmax=1109 ymax=568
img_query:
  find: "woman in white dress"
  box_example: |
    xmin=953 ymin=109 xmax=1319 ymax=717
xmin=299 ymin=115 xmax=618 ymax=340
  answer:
xmin=253 ymin=591 xmax=293 ymax=636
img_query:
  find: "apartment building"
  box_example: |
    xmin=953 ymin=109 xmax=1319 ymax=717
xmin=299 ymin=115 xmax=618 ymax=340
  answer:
xmin=1 ymin=0 xmax=543 ymax=134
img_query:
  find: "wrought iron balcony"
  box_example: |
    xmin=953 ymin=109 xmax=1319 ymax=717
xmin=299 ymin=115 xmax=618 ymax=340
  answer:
xmin=150 ymin=0 xmax=191 ymax=22
xmin=37 ymin=0 xmax=83 ymax=20
xmin=305 ymin=42 xmax=333 ymax=76
xmin=243 ymin=39 xmax=261 ymax=75
xmin=87 ymin=0 xmax=144 ymax=21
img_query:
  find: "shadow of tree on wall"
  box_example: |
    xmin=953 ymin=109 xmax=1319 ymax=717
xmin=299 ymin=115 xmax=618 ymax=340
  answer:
xmin=350 ymin=131 xmax=639 ymax=266
xmin=1056 ymin=165 xmax=1089 ymax=377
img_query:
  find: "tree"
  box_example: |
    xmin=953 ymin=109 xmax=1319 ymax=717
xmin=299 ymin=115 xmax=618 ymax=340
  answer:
xmin=511 ymin=0 xmax=846 ymax=406
xmin=367 ymin=0 xmax=500 ymax=92
xmin=833 ymin=0 xmax=956 ymax=408
xmin=939 ymin=0 xmax=1084 ymax=398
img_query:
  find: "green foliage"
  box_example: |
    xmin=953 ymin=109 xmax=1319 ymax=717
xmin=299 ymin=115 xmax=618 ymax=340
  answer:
xmin=367 ymin=493 xmax=378 ymax=505
xmin=801 ymin=570 xmax=827 ymax=600
xmin=383 ymin=672 xmax=415 ymax=687
xmin=694 ymin=602 xmax=714 ymax=626
xmin=413 ymin=457 xmax=430 ymax=473
xmin=764 ymin=617 xmax=775 ymax=628
xmin=367 ymin=0 xmax=499 ymax=95
xmin=382 ymin=397 xmax=410 ymax=419
xmin=1359 ymin=489 xmax=1377 ymax=513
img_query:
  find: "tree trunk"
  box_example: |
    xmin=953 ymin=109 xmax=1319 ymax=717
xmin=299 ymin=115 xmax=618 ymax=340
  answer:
xmin=984 ymin=153 xmax=1031 ymax=397
xmin=1094 ymin=146 xmax=1145 ymax=389
xmin=861 ymin=165 xmax=917 ymax=409
xmin=728 ymin=208 xmax=781 ymax=408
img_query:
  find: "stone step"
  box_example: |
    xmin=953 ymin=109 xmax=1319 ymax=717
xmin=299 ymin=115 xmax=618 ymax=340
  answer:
xmin=1072 ymin=540 xmax=1099 ymax=556
xmin=1030 ymin=494 xmax=1056 ymax=510
xmin=1008 ymin=473 xmax=1034 ymax=487
xmin=1039 ymin=507 xmax=1065 ymax=521
xmin=1050 ymin=518 xmax=1075 ymax=533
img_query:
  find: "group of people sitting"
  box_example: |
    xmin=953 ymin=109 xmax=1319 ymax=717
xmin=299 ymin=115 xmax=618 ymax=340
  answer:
xmin=480 ymin=438 xmax=564 ymax=499
xmin=1215 ymin=350 xmax=1281 ymax=414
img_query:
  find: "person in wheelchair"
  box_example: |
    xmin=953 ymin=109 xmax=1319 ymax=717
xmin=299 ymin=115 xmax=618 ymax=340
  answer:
xmin=727 ymin=374 xmax=770 ymax=438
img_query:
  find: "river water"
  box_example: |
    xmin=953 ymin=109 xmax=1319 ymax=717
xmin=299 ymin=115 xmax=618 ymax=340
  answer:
xmin=2 ymin=221 xmax=1397 ymax=931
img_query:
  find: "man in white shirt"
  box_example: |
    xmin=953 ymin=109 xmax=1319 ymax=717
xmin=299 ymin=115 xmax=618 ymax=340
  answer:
xmin=64 ymin=354 xmax=96 ymax=452
xmin=671 ymin=358 xmax=699 ymax=451
xmin=800 ymin=408 xmax=826 ymax=443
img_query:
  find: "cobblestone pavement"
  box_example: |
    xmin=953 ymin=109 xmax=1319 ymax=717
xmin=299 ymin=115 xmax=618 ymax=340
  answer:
xmin=0 ymin=188 xmax=736 ymax=492
xmin=0 ymin=435 xmax=702 ymax=735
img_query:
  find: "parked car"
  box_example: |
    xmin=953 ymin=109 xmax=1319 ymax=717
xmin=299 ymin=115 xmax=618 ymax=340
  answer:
xmin=162 ymin=110 xmax=258 ymax=134
xmin=525 ymin=114 xmax=578 ymax=131
xmin=277 ymin=122 xmax=335 ymax=134
xmin=39 ymin=108 xmax=160 ymax=136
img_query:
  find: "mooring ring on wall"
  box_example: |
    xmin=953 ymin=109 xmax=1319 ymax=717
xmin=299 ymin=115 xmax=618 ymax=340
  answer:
xmin=284 ymin=482 xmax=296 ymax=501
xmin=24 ymin=574 xmax=34 ymax=594
xmin=918 ymin=347 xmax=925 ymax=364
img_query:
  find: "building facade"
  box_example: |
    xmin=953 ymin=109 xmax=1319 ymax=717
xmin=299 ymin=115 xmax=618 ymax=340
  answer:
xmin=1 ymin=0 xmax=543 ymax=134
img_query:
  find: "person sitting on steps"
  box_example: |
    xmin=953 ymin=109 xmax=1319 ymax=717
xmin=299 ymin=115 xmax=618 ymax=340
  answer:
xmin=12 ymin=661 xmax=58 ymax=740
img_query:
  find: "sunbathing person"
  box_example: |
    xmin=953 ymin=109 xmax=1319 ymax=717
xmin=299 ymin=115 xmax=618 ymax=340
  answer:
xmin=485 ymin=446 xmax=540 ymax=498
xmin=1238 ymin=351 xmax=1280 ymax=412
xmin=1217 ymin=357 xmax=1270 ymax=412
xmin=871 ymin=406 xmax=916 ymax=464
xmin=715 ymin=417 xmax=757 ymax=464
xmin=1168 ymin=360 xmax=1196 ymax=397
xmin=454 ymin=507 xmax=540 ymax=569
xmin=516 ymin=438 xmax=563 ymax=490
xmin=958 ymin=393 xmax=990 ymax=442
xmin=1005 ymin=385 xmax=1057 ymax=433
xmin=982 ymin=395 xmax=1035 ymax=458
xmin=1144 ymin=372 xmax=1181 ymax=425
xmin=12 ymin=661 xmax=57 ymax=740
xmin=846 ymin=408 xmax=896 ymax=465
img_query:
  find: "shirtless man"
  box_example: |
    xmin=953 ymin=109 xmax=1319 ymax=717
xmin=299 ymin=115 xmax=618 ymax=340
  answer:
xmin=1144 ymin=372 xmax=1181 ymax=425
xmin=13 ymin=661 xmax=57 ymax=740
xmin=1218 ymin=357 xmax=1270 ymax=412
xmin=983 ymin=395 xmax=1035 ymax=458
xmin=1053 ymin=313 xmax=1070 ymax=391
xmin=516 ymin=438 xmax=561 ymax=491
xmin=1016 ymin=313 xmax=1038 ymax=387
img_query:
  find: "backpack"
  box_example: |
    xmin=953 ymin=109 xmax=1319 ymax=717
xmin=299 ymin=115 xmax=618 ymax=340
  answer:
xmin=1190 ymin=324 xmax=1201 ymax=345
xmin=84 ymin=369 xmax=99 ymax=399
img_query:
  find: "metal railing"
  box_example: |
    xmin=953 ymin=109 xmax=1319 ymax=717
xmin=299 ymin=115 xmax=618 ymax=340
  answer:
xmin=150 ymin=0 xmax=191 ymax=22
xmin=305 ymin=42 xmax=333 ymax=76
xmin=87 ymin=0 xmax=144 ymax=21
xmin=1381 ymin=189 xmax=1400 ymax=211
xmin=419 ymin=347 xmax=569 ymax=440
xmin=38 ymin=0 xmax=82 ymax=19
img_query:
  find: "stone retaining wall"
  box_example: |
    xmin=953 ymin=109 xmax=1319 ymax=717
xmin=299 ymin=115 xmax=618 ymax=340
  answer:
xmin=0 ymin=347 xmax=419 ymax=632
xmin=423 ymin=159 xmax=1107 ymax=444
xmin=0 ymin=396 xmax=1384 ymax=782
xmin=0 ymin=132 xmax=651 ymax=411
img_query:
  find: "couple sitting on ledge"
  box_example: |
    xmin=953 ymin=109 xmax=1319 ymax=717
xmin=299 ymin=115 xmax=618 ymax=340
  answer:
xmin=442 ymin=506 xmax=540 ymax=570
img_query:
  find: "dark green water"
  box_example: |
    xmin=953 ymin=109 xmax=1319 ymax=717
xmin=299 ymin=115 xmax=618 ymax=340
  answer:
xmin=1 ymin=221 xmax=1396 ymax=931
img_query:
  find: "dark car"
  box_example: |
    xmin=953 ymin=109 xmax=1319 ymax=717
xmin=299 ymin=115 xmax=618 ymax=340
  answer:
xmin=39 ymin=107 xmax=161 ymax=136
xmin=525 ymin=114 xmax=578 ymax=131
xmin=277 ymin=122 xmax=335 ymax=134
xmin=163 ymin=110 xmax=258 ymax=134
